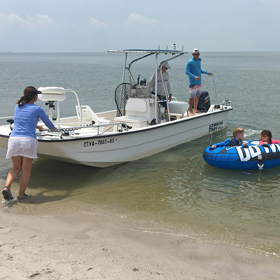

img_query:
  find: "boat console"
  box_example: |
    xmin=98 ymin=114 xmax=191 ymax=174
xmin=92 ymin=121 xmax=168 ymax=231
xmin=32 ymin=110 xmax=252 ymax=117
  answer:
xmin=114 ymin=98 xmax=155 ymax=129
xmin=114 ymin=96 xmax=189 ymax=130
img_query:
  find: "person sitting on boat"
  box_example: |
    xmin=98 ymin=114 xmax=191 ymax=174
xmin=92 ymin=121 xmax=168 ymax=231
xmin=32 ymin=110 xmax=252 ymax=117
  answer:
xmin=147 ymin=61 xmax=172 ymax=120
xmin=211 ymin=127 xmax=248 ymax=149
xmin=185 ymin=48 xmax=213 ymax=116
xmin=259 ymin=130 xmax=280 ymax=146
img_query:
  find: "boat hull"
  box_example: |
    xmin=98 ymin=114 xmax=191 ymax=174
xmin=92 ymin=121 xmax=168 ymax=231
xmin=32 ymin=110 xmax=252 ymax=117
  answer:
xmin=0 ymin=109 xmax=230 ymax=168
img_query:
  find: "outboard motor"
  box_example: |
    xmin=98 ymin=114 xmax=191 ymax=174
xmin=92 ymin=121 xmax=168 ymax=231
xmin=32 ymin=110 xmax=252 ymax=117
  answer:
xmin=197 ymin=91 xmax=210 ymax=112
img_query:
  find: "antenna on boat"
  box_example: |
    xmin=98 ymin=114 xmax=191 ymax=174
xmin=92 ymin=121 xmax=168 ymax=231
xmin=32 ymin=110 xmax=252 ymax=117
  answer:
xmin=172 ymin=43 xmax=176 ymax=54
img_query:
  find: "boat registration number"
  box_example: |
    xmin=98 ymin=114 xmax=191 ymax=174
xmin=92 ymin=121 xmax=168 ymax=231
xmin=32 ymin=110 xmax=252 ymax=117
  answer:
xmin=84 ymin=138 xmax=115 ymax=147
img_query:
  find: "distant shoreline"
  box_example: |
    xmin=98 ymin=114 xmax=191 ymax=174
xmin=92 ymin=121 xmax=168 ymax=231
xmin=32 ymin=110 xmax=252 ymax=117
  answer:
xmin=1 ymin=51 xmax=280 ymax=54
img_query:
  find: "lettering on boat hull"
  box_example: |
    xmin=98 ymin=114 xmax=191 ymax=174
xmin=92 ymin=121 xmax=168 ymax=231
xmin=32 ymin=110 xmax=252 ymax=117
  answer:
xmin=209 ymin=121 xmax=223 ymax=132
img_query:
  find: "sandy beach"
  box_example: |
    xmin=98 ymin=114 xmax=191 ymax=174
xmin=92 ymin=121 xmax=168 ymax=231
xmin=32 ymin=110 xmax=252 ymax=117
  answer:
xmin=1 ymin=201 xmax=280 ymax=280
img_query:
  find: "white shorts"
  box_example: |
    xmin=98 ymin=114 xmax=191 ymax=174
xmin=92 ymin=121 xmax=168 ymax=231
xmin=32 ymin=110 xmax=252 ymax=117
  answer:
xmin=6 ymin=136 xmax=38 ymax=159
xmin=189 ymin=85 xmax=202 ymax=98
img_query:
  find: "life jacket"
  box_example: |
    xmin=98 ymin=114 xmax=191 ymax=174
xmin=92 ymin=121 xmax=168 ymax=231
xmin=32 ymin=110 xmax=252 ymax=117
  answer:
xmin=229 ymin=137 xmax=242 ymax=146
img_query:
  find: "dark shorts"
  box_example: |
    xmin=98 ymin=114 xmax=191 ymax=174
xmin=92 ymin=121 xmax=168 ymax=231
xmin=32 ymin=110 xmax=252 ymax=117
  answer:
xmin=151 ymin=92 xmax=167 ymax=108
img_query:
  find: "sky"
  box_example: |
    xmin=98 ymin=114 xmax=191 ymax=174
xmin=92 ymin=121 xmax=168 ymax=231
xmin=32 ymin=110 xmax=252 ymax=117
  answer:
xmin=0 ymin=0 xmax=280 ymax=52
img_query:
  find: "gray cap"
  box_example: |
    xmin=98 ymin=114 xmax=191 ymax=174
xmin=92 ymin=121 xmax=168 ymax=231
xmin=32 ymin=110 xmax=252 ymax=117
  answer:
xmin=161 ymin=61 xmax=171 ymax=69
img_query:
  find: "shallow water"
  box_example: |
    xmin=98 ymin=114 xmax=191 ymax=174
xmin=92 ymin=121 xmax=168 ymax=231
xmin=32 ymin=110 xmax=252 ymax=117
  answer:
xmin=1 ymin=51 xmax=280 ymax=257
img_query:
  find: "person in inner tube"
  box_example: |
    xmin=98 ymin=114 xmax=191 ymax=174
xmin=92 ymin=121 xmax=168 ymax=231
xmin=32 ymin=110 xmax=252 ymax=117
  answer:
xmin=147 ymin=61 xmax=172 ymax=121
xmin=211 ymin=127 xmax=248 ymax=149
xmin=259 ymin=130 xmax=280 ymax=146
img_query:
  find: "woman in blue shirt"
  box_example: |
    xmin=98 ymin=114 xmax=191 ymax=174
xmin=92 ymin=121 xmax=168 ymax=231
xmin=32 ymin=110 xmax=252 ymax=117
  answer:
xmin=2 ymin=86 xmax=56 ymax=201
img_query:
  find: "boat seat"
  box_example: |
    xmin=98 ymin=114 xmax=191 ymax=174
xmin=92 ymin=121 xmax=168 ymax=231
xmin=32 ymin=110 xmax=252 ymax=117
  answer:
xmin=114 ymin=115 xmax=148 ymax=129
xmin=125 ymin=98 xmax=148 ymax=116
xmin=114 ymin=98 xmax=150 ymax=128
xmin=114 ymin=116 xmax=148 ymax=123
xmin=76 ymin=105 xmax=110 ymax=125
xmin=168 ymin=101 xmax=189 ymax=117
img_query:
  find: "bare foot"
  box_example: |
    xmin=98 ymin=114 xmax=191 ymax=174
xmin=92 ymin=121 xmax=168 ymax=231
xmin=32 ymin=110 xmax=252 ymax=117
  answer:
xmin=193 ymin=110 xmax=201 ymax=113
xmin=189 ymin=112 xmax=195 ymax=116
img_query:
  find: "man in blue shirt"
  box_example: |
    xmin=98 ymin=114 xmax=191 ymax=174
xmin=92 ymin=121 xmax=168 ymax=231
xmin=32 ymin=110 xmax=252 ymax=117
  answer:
xmin=185 ymin=48 xmax=213 ymax=116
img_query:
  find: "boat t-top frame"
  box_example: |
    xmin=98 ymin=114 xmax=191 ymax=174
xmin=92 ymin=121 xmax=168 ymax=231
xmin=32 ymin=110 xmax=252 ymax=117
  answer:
xmin=108 ymin=48 xmax=188 ymax=122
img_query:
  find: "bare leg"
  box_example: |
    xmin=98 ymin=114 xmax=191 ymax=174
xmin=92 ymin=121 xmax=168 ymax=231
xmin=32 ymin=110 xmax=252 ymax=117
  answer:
xmin=5 ymin=156 xmax=23 ymax=188
xmin=193 ymin=96 xmax=201 ymax=113
xmin=18 ymin=157 xmax=33 ymax=197
xmin=188 ymin=98 xmax=195 ymax=116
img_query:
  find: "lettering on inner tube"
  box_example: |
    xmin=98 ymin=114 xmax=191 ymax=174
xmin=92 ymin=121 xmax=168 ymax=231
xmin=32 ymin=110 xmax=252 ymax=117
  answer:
xmin=236 ymin=144 xmax=280 ymax=161
xmin=209 ymin=121 xmax=223 ymax=132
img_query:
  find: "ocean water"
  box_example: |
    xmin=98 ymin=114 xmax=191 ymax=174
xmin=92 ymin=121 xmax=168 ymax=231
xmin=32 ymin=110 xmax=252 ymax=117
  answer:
xmin=1 ymin=51 xmax=280 ymax=257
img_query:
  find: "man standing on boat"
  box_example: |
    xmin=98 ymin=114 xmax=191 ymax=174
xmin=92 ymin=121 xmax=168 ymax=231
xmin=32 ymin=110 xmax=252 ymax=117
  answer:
xmin=147 ymin=61 xmax=172 ymax=121
xmin=185 ymin=48 xmax=213 ymax=116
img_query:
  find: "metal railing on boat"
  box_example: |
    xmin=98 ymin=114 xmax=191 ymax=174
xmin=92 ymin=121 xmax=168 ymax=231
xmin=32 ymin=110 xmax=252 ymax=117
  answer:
xmin=39 ymin=122 xmax=132 ymax=137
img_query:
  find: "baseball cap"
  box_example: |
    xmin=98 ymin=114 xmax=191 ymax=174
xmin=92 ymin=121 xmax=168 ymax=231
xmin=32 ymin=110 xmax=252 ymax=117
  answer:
xmin=24 ymin=86 xmax=42 ymax=97
xmin=192 ymin=48 xmax=200 ymax=54
xmin=162 ymin=61 xmax=171 ymax=69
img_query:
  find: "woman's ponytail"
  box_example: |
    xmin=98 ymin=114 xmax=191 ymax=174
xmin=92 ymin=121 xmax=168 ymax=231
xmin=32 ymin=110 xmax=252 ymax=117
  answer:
xmin=16 ymin=86 xmax=38 ymax=107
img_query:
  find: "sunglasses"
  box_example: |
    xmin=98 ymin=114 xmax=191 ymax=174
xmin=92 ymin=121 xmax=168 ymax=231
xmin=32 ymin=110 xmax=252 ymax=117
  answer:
xmin=193 ymin=53 xmax=200 ymax=56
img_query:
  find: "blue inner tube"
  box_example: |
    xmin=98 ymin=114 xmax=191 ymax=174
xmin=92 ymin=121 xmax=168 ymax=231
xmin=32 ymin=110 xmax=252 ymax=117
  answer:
xmin=203 ymin=140 xmax=280 ymax=170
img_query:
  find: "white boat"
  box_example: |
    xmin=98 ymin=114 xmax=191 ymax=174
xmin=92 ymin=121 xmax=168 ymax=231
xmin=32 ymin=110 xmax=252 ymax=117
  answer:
xmin=0 ymin=48 xmax=232 ymax=168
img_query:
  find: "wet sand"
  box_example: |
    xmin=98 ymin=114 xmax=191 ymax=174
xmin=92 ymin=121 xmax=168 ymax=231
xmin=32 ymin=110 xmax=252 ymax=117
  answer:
xmin=1 ymin=203 xmax=280 ymax=280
